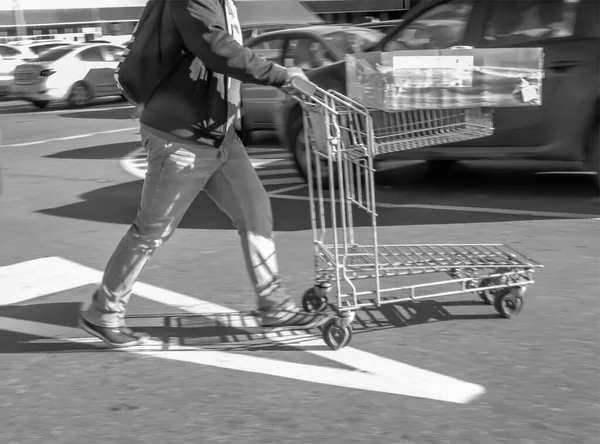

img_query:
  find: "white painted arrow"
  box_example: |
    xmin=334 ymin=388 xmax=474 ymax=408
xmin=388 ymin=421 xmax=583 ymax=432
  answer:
xmin=0 ymin=257 xmax=486 ymax=404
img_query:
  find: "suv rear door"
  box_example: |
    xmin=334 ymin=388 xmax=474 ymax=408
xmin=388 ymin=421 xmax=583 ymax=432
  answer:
xmin=473 ymin=0 xmax=596 ymax=152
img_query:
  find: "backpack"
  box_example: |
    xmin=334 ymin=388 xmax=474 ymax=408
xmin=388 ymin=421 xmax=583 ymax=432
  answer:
xmin=115 ymin=0 xmax=185 ymax=107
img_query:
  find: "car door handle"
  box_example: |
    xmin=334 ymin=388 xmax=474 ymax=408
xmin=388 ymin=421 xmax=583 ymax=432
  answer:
xmin=547 ymin=60 xmax=580 ymax=72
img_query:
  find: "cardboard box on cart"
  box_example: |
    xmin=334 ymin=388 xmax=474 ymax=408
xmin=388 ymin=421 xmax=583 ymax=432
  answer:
xmin=345 ymin=47 xmax=545 ymax=111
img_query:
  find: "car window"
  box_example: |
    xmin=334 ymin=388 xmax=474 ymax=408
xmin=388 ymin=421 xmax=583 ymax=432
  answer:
xmin=78 ymin=47 xmax=105 ymax=62
xmin=248 ymin=37 xmax=285 ymax=63
xmin=322 ymin=29 xmax=386 ymax=54
xmin=0 ymin=45 xmax=21 ymax=59
xmin=284 ymin=38 xmax=335 ymax=70
xmin=384 ymin=0 xmax=474 ymax=51
xmin=483 ymin=0 xmax=580 ymax=45
xmin=36 ymin=46 xmax=76 ymax=62
xmin=29 ymin=43 xmax=69 ymax=55
xmin=103 ymin=45 xmax=124 ymax=61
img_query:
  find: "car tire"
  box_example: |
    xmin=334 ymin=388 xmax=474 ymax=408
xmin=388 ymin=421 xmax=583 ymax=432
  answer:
xmin=32 ymin=100 xmax=49 ymax=109
xmin=289 ymin=116 xmax=338 ymax=190
xmin=68 ymin=81 xmax=93 ymax=108
xmin=236 ymin=120 xmax=251 ymax=147
xmin=587 ymin=122 xmax=599 ymax=195
xmin=426 ymin=159 xmax=458 ymax=173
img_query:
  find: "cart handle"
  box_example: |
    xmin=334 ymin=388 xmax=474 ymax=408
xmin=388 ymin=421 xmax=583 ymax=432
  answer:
xmin=288 ymin=75 xmax=318 ymax=97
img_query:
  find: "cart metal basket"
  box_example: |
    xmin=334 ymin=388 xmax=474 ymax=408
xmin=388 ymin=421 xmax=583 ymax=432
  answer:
xmin=289 ymin=77 xmax=543 ymax=351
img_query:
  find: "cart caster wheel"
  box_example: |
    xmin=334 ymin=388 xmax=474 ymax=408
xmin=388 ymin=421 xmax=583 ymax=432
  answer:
xmin=494 ymin=288 xmax=524 ymax=319
xmin=477 ymin=278 xmax=495 ymax=305
xmin=322 ymin=318 xmax=353 ymax=350
xmin=302 ymin=288 xmax=328 ymax=313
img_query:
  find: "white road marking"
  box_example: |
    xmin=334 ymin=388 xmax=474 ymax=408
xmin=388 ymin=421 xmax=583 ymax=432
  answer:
xmin=534 ymin=171 xmax=596 ymax=176
xmin=0 ymin=257 xmax=101 ymax=305
xmin=269 ymin=193 xmax=600 ymax=220
xmin=261 ymin=177 xmax=306 ymax=186
xmin=257 ymin=168 xmax=301 ymax=177
xmin=2 ymin=127 xmax=138 ymax=148
xmin=1 ymin=103 xmax=134 ymax=116
xmin=269 ymin=184 xmax=308 ymax=195
xmin=251 ymin=153 xmax=293 ymax=159
xmin=0 ymin=257 xmax=486 ymax=404
xmin=250 ymin=158 xmax=282 ymax=169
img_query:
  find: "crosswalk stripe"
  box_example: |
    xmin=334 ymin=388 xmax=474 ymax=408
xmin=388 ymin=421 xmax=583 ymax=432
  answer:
xmin=261 ymin=177 xmax=306 ymax=186
xmin=246 ymin=147 xmax=287 ymax=153
xmin=257 ymin=168 xmax=301 ymax=177
xmin=251 ymin=153 xmax=293 ymax=159
xmin=266 ymin=159 xmax=295 ymax=167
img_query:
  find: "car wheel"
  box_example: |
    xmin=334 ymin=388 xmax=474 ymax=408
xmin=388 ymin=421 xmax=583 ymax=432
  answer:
xmin=68 ymin=81 xmax=92 ymax=107
xmin=587 ymin=122 xmax=599 ymax=195
xmin=289 ymin=117 xmax=337 ymax=189
xmin=236 ymin=119 xmax=252 ymax=147
xmin=32 ymin=100 xmax=49 ymax=109
xmin=426 ymin=159 xmax=458 ymax=173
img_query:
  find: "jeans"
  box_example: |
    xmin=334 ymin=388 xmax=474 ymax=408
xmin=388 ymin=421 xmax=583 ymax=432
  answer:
xmin=82 ymin=126 xmax=288 ymax=328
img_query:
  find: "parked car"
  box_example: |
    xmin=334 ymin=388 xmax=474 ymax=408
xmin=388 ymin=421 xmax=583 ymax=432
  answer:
xmin=239 ymin=25 xmax=385 ymax=143
xmin=357 ymin=19 xmax=405 ymax=33
xmin=11 ymin=43 xmax=125 ymax=109
xmin=11 ymin=40 xmax=73 ymax=57
xmin=275 ymin=0 xmax=600 ymax=192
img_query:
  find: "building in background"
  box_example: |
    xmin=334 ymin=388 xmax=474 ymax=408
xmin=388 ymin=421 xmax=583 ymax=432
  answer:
xmin=0 ymin=0 xmax=411 ymax=42
xmin=303 ymin=0 xmax=411 ymax=23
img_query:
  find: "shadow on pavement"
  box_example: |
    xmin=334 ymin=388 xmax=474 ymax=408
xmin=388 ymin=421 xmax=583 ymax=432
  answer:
xmin=45 ymin=141 xmax=141 ymax=160
xmin=0 ymin=299 xmax=498 ymax=354
xmin=377 ymin=161 xmax=598 ymax=199
xmin=36 ymin=178 xmax=594 ymax=231
xmin=0 ymin=96 xmax=126 ymax=115
xmin=58 ymin=106 xmax=136 ymax=120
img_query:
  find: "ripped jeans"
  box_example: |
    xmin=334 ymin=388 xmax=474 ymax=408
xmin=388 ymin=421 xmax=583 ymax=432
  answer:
xmin=82 ymin=126 xmax=288 ymax=328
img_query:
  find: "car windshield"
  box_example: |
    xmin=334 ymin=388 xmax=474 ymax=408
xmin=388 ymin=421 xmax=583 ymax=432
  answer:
xmin=322 ymin=29 xmax=386 ymax=54
xmin=29 ymin=44 xmax=69 ymax=55
xmin=35 ymin=46 xmax=77 ymax=62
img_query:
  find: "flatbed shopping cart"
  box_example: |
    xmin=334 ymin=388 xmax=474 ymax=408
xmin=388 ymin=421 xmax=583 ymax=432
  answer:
xmin=288 ymin=76 xmax=543 ymax=351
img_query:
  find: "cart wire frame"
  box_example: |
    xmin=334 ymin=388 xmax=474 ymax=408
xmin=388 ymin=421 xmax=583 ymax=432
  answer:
xmin=288 ymin=77 xmax=542 ymax=338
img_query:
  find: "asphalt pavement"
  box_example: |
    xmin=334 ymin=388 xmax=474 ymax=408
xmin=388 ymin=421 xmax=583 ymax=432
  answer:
xmin=1 ymin=98 xmax=599 ymax=444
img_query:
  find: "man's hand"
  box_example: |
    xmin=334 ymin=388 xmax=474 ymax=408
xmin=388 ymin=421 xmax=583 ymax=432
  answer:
xmin=280 ymin=67 xmax=309 ymax=93
xmin=285 ymin=67 xmax=308 ymax=83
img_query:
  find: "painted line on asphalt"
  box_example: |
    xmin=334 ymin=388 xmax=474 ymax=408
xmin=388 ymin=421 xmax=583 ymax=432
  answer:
xmin=269 ymin=184 xmax=308 ymax=195
xmin=269 ymin=193 xmax=600 ymax=220
xmin=0 ymin=103 xmax=134 ymax=116
xmin=0 ymin=257 xmax=486 ymax=404
xmin=2 ymin=127 xmax=139 ymax=148
xmin=256 ymin=168 xmax=300 ymax=177
xmin=261 ymin=177 xmax=306 ymax=186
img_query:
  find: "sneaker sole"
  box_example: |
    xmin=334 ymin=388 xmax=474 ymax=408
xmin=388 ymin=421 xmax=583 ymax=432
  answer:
xmin=78 ymin=317 xmax=149 ymax=349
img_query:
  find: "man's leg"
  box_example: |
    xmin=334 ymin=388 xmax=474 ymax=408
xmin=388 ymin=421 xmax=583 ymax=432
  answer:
xmin=80 ymin=127 xmax=223 ymax=347
xmin=204 ymin=131 xmax=331 ymax=330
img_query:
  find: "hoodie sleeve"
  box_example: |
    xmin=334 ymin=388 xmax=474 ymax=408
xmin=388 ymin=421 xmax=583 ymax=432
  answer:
xmin=169 ymin=0 xmax=289 ymax=87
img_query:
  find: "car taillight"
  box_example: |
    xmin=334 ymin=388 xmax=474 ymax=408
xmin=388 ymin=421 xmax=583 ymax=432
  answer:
xmin=40 ymin=69 xmax=55 ymax=77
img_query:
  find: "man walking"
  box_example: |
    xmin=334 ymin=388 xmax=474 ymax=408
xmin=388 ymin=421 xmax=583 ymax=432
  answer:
xmin=79 ymin=0 xmax=331 ymax=348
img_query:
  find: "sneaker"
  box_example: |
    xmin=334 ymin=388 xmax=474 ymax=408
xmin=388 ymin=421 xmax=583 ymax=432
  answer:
xmin=259 ymin=299 xmax=333 ymax=331
xmin=78 ymin=315 xmax=150 ymax=348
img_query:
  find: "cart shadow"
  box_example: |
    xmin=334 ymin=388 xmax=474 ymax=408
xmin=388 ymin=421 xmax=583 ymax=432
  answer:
xmin=0 ymin=300 xmax=499 ymax=354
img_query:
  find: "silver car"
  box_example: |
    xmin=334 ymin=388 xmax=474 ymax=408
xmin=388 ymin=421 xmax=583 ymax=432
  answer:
xmin=11 ymin=43 xmax=125 ymax=109
xmin=0 ymin=41 xmax=72 ymax=97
